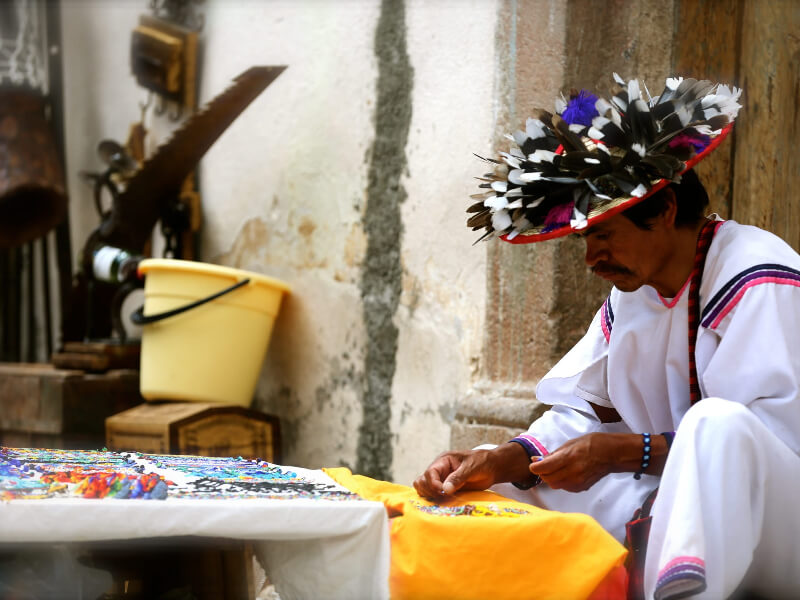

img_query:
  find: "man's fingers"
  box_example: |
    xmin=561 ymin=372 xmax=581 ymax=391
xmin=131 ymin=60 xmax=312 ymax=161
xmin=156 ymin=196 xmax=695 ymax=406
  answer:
xmin=529 ymin=454 xmax=561 ymax=475
xmin=414 ymin=470 xmax=443 ymax=498
xmin=441 ymin=462 xmax=471 ymax=496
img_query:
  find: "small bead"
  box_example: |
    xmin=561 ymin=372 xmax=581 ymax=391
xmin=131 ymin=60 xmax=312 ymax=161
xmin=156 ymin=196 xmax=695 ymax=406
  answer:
xmin=644 ymin=445 xmax=651 ymax=452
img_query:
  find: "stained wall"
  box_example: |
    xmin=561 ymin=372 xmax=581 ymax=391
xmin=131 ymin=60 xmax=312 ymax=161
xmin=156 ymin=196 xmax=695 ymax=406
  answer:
xmin=60 ymin=0 xmax=492 ymax=485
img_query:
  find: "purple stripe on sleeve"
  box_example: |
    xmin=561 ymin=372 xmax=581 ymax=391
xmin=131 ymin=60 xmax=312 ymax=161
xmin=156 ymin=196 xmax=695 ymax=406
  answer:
xmin=701 ymin=269 xmax=800 ymax=327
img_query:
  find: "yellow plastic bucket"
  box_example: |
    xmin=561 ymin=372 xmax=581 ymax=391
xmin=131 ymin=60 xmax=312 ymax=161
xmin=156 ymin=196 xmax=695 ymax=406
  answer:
xmin=134 ymin=259 xmax=290 ymax=407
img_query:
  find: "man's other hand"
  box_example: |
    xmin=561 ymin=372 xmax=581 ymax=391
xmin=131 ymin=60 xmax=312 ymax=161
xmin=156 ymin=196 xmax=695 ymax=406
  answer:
xmin=528 ymin=432 xmax=666 ymax=492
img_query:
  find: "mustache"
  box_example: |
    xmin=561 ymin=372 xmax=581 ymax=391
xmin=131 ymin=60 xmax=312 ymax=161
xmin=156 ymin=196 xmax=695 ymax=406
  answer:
xmin=591 ymin=262 xmax=633 ymax=276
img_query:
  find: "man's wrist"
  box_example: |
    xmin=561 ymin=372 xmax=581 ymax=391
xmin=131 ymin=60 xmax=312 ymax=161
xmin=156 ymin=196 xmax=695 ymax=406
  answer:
xmin=506 ymin=437 xmax=542 ymax=489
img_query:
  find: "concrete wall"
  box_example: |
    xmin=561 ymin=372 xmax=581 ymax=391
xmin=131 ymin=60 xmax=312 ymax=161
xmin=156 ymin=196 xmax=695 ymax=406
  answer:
xmin=59 ymin=0 xmax=493 ymax=485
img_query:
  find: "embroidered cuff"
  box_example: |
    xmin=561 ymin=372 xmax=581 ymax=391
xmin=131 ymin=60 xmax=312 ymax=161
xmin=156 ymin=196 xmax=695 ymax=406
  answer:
xmin=508 ymin=435 xmax=545 ymax=490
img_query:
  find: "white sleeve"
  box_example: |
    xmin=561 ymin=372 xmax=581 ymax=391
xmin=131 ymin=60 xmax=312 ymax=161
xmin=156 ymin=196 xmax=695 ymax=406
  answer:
xmin=536 ymin=305 xmax=612 ymax=410
xmin=701 ymin=282 xmax=800 ymax=453
xmin=518 ymin=404 xmax=604 ymax=456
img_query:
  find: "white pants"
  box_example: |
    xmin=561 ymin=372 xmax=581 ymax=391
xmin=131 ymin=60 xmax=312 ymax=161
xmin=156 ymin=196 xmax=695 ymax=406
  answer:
xmin=491 ymin=398 xmax=800 ymax=599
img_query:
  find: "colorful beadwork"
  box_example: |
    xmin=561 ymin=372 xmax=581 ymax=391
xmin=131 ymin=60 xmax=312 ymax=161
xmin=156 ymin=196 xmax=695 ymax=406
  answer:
xmin=0 ymin=447 xmax=362 ymax=503
xmin=413 ymin=501 xmax=530 ymax=518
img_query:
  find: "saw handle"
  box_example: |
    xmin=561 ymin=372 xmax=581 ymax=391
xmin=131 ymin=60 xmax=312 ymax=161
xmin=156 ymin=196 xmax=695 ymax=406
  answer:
xmin=130 ymin=278 xmax=250 ymax=325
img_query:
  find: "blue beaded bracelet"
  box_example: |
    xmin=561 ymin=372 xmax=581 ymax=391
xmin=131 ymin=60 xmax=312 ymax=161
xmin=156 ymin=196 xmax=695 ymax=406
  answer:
xmin=633 ymin=433 xmax=651 ymax=480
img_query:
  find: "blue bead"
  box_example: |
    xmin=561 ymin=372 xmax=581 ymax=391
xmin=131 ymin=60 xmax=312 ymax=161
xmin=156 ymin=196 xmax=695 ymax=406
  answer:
xmin=644 ymin=445 xmax=651 ymax=452
xmin=643 ymin=454 xmax=650 ymax=461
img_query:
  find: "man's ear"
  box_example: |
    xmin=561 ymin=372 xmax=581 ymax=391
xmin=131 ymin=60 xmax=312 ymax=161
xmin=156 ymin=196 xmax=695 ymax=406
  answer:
xmin=659 ymin=187 xmax=678 ymax=229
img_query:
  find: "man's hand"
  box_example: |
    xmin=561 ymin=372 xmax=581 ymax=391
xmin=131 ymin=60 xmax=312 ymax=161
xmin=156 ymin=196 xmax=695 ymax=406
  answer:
xmin=529 ymin=432 xmax=668 ymax=492
xmin=528 ymin=434 xmax=615 ymax=492
xmin=413 ymin=443 xmax=531 ymax=499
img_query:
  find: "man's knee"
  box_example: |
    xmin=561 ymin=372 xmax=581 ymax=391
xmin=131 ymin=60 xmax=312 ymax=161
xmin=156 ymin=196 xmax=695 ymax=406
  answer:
xmin=677 ymin=397 xmax=754 ymax=442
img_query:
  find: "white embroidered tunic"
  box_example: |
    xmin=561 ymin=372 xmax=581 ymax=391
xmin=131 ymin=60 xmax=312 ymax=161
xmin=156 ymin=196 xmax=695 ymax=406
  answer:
xmin=502 ymin=220 xmax=800 ymax=599
xmin=521 ymin=219 xmax=800 ymax=456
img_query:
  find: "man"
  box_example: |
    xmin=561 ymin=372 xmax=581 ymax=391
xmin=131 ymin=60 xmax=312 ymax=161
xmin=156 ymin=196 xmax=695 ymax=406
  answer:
xmin=415 ymin=76 xmax=800 ymax=599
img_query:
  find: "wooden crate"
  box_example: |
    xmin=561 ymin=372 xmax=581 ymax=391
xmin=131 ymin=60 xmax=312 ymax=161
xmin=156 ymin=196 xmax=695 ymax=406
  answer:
xmin=106 ymin=401 xmax=280 ymax=462
xmin=0 ymin=362 xmax=143 ymax=449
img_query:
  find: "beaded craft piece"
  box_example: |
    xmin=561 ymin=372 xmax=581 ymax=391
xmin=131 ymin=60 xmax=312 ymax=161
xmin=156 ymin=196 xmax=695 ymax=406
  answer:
xmin=0 ymin=447 xmax=170 ymax=501
xmin=412 ymin=501 xmax=531 ymax=518
xmin=137 ymin=453 xmax=361 ymax=501
xmin=0 ymin=447 xmax=362 ymax=502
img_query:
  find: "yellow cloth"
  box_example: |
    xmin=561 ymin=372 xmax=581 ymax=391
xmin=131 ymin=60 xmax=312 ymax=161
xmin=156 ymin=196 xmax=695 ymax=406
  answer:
xmin=324 ymin=468 xmax=627 ymax=600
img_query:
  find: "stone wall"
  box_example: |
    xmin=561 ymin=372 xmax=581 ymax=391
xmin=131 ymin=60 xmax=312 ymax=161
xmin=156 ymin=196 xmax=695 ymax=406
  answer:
xmin=451 ymin=0 xmax=676 ymax=449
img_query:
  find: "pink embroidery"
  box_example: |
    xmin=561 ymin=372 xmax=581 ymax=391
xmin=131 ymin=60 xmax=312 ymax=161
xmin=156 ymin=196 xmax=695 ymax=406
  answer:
xmin=657 ymin=276 xmax=691 ymax=308
xmin=600 ymin=314 xmax=610 ymax=342
xmin=517 ymin=434 xmax=549 ymax=457
xmin=659 ymin=556 xmax=705 ymax=573
xmin=710 ymin=276 xmax=800 ymax=329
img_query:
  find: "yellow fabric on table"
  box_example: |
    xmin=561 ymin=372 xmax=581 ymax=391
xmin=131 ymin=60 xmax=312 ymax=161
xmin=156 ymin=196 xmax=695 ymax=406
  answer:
xmin=324 ymin=467 xmax=627 ymax=600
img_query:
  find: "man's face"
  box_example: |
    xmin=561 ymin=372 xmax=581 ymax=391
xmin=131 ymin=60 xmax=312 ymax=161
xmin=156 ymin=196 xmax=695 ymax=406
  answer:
xmin=579 ymin=213 xmax=673 ymax=293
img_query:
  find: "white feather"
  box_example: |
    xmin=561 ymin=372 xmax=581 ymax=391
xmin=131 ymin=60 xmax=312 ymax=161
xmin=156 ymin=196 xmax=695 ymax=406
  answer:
xmin=588 ymin=127 xmax=604 ymax=140
xmin=592 ymin=116 xmax=611 ymax=129
xmin=628 ymin=79 xmax=641 ymax=101
xmin=525 ymin=118 xmax=547 ymax=140
xmin=529 ymin=149 xmax=557 ymax=163
xmin=595 ymin=98 xmax=613 ymax=116
xmin=613 ymin=72 xmax=626 ymax=86
xmin=632 ymin=143 xmax=646 ymax=157
xmin=507 ymin=169 xmax=525 ymax=185
xmin=491 ymin=180 xmax=508 ymax=193
xmin=584 ymin=157 xmax=601 ymax=164
xmin=484 ymin=195 xmax=508 ymax=210
xmin=491 ymin=210 xmax=512 ymax=231
xmin=500 ymin=152 xmax=521 ymax=169
xmin=643 ymin=81 xmax=653 ymax=104
xmin=506 ymin=199 xmax=523 ymax=210
xmin=666 ymin=77 xmax=683 ymax=91
xmin=631 ymin=184 xmax=648 ymax=197
xmin=570 ymin=208 xmax=588 ymax=229
xmin=519 ymin=172 xmax=543 ymax=182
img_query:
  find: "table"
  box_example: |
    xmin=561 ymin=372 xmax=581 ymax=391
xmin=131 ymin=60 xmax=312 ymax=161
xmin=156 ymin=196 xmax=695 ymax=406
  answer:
xmin=0 ymin=448 xmax=390 ymax=599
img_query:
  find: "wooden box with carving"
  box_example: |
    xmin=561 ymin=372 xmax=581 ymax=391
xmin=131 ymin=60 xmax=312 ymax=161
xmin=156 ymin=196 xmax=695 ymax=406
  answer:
xmin=105 ymin=401 xmax=280 ymax=462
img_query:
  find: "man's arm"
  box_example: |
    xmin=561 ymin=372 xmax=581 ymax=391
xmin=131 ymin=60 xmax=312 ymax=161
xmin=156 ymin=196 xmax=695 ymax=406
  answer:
xmin=528 ymin=432 xmax=670 ymax=492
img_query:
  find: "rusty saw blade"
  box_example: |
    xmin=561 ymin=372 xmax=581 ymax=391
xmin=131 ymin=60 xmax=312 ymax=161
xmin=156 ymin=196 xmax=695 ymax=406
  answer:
xmin=99 ymin=65 xmax=286 ymax=250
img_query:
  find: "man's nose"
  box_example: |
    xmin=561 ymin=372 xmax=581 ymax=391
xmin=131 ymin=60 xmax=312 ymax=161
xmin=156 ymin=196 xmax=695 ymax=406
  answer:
xmin=584 ymin=239 xmax=605 ymax=267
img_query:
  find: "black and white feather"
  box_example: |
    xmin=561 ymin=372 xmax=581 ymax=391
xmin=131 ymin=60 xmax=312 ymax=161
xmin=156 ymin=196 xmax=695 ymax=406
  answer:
xmin=468 ymin=74 xmax=742 ymax=243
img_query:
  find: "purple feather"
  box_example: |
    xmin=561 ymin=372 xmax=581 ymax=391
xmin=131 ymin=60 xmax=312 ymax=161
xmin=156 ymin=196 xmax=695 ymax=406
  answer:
xmin=541 ymin=202 xmax=574 ymax=232
xmin=562 ymin=91 xmax=599 ymax=127
xmin=668 ymin=132 xmax=711 ymax=154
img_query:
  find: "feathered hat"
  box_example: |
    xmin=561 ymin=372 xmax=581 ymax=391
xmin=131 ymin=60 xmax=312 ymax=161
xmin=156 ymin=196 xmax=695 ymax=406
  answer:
xmin=468 ymin=74 xmax=742 ymax=244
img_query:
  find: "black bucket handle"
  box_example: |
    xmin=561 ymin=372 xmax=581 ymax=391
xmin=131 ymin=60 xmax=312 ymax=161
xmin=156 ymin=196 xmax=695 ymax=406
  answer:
xmin=130 ymin=278 xmax=251 ymax=325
